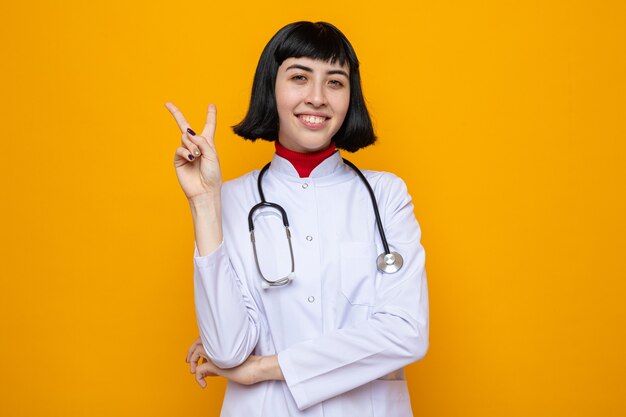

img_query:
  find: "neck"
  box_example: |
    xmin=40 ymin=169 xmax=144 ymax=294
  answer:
xmin=274 ymin=141 xmax=337 ymax=178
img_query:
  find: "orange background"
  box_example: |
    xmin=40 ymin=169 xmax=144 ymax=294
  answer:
xmin=1 ymin=1 xmax=625 ymax=416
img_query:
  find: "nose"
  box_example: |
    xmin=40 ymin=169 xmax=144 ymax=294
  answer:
xmin=304 ymin=82 xmax=327 ymax=107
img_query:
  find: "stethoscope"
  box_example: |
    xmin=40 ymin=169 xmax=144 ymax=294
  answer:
xmin=248 ymin=158 xmax=404 ymax=289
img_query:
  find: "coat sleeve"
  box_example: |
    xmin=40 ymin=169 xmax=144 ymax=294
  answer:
xmin=277 ymin=174 xmax=429 ymax=410
xmin=194 ymin=241 xmax=260 ymax=368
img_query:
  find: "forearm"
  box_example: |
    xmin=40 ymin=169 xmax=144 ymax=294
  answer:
xmin=256 ymin=355 xmax=284 ymax=382
xmin=189 ymin=190 xmax=223 ymax=256
xmin=277 ymin=311 xmax=428 ymax=410
xmin=191 ymin=188 xmax=261 ymax=368
xmin=196 ymin=354 xmax=284 ymax=387
xmin=277 ymin=264 xmax=429 ymax=410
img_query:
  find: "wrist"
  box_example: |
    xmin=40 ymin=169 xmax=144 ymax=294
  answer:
xmin=188 ymin=191 xmax=223 ymax=256
xmin=189 ymin=192 xmax=222 ymax=223
xmin=188 ymin=190 xmax=221 ymax=209
xmin=257 ymin=355 xmax=284 ymax=383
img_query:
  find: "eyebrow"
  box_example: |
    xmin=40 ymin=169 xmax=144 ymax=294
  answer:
xmin=285 ymin=64 xmax=349 ymax=78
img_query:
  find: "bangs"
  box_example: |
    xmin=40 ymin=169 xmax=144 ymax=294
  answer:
xmin=274 ymin=22 xmax=356 ymax=68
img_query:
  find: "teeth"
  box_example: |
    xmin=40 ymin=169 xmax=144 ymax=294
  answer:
xmin=301 ymin=115 xmax=326 ymax=124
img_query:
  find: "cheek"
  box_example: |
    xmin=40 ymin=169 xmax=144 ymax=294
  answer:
xmin=333 ymin=92 xmax=350 ymax=120
xmin=275 ymin=89 xmax=300 ymax=114
xmin=276 ymin=95 xmax=295 ymax=129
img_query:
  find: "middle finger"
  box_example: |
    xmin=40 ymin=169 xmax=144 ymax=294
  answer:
xmin=200 ymin=104 xmax=217 ymax=141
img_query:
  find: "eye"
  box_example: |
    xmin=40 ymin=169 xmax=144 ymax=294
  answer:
xmin=328 ymin=79 xmax=345 ymax=88
xmin=291 ymin=74 xmax=307 ymax=82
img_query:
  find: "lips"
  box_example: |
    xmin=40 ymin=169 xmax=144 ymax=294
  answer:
xmin=296 ymin=114 xmax=330 ymax=129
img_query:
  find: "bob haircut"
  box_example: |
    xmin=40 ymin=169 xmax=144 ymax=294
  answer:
xmin=233 ymin=21 xmax=376 ymax=152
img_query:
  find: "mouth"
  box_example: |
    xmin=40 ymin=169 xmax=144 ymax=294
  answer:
xmin=296 ymin=114 xmax=330 ymax=129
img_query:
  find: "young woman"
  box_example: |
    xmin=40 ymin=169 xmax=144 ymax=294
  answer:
xmin=167 ymin=21 xmax=429 ymax=417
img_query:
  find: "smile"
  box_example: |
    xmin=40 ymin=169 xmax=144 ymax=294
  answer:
xmin=297 ymin=114 xmax=329 ymax=129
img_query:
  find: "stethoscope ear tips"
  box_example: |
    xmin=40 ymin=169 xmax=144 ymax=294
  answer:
xmin=377 ymin=252 xmax=403 ymax=274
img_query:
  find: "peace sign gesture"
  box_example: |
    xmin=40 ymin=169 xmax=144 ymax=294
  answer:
xmin=166 ymin=102 xmax=222 ymax=200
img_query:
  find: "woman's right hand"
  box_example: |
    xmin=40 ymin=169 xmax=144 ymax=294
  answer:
xmin=166 ymin=102 xmax=222 ymax=200
xmin=185 ymin=337 xmax=275 ymax=387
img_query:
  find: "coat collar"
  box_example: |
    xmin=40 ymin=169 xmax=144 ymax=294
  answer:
xmin=267 ymin=150 xmax=356 ymax=185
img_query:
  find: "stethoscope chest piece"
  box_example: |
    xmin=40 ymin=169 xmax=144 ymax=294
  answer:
xmin=377 ymin=252 xmax=403 ymax=274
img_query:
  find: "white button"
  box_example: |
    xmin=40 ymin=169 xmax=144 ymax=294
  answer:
xmin=302 ymin=183 xmax=309 ymax=189
xmin=306 ymin=236 xmax=313 ymax=241
xmin=308 ymin=296 xmax=315 ymax=303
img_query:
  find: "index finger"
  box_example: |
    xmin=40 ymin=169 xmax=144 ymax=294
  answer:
xmin=200 ymin=104 xmax=217 ymax=140
xmin=165 ymin=102 xmax=191 ymax=133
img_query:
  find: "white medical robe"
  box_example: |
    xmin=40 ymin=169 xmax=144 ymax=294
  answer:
xmin=193 ymin=151 xmax=429 ymax=416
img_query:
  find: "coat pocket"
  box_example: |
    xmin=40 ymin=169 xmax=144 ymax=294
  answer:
xmin=339 ymin=242 xmax=376 ymax=306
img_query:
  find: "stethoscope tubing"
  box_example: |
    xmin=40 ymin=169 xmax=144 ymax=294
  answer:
xmin=248 ymin=156 xmax=403 ymax=288
xmin=341 ymin=158 xmax=391 ymax=256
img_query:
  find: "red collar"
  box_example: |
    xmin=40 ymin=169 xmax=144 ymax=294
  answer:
xmin=274 ymin=142 xmax=337 ymax=178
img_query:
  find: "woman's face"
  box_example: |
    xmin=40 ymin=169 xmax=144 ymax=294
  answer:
xmin=275 ymin=57 xmax=350 ymax=153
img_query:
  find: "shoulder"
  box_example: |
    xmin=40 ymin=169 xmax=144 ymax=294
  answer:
xmin=222 ymin=170 xmax=257 ymax=193
xmin=357 ymin=168 xmax=415 ymax=226
xmin=360 ymin=169 xmax=411 ymax=200
xmin=220 ymin=170 xmax=260 ymax=210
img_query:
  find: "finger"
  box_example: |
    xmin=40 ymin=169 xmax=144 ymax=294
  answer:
xmin=192 ymin=349 xmax=209 ymax=364
xmin=186 ymin=337 xmax=202 ymax=363
xmin=190 ymin=349 xmax=200 ymax=373
xmin=182 ymin=131 xmax=202 ymax=157
xmin=196 ymin=363 xmax=218 ymax=388
xmin=175 ymin=146 xmax=196 ymax=165
xmin=165 ymin=102 xmax=191 ymax=133
xmin=196 ymin=372 xmax=207 ymax=388
xmin=190 ymin=347 xmax=209 ymax=373
xmin=187 ymin=132 xmax=215 ymax=158
xmin=200 ymin=104 xmax=217 ymax=141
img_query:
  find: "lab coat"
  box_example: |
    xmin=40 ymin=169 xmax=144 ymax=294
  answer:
xmin=193 ymin=151 xmax=429 ymax=417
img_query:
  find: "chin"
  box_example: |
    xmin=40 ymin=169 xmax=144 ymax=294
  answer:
xmin=300 ymin=142 xmax=332 ymax=153
xmin=300 ymin=134 xmax=335 ymax=151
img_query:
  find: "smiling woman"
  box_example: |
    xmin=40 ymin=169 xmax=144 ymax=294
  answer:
xmin=167 ymin=21 xmax=429 ymax=417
